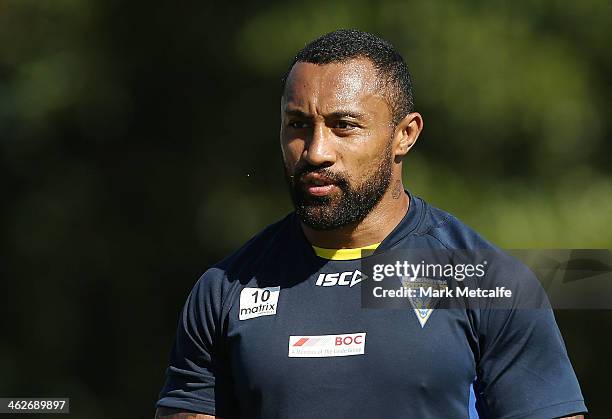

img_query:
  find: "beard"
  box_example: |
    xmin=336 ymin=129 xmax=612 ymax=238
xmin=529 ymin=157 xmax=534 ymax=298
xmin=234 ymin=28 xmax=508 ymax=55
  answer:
xmin=284 ymin=143 xmax=394 ymax=231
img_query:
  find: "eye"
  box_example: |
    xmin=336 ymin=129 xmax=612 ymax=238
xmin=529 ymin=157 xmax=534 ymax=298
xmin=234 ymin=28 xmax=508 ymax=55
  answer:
xmin=288 ymin=121 xmax=309 ymax=129
xmin=333 ymin=120 xmax=355 ymax=130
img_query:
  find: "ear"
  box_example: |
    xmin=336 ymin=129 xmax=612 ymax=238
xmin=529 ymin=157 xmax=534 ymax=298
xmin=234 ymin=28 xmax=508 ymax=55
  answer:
xmin=392 ymin=112 xmax=423 ymax=159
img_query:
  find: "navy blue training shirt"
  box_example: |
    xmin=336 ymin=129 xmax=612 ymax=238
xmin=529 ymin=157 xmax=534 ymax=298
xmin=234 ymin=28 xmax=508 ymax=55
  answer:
xmin=157 ymin=191 xmax=586 ymax=418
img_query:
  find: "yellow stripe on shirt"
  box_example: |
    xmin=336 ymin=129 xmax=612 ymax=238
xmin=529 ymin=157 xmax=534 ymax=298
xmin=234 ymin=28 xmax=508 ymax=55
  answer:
xmin=312 ymin=242 xmax=381 ymax=260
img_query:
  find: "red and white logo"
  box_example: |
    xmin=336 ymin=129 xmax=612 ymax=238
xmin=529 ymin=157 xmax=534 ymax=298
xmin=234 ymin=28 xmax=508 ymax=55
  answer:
xmin=288 ymin=332 xmax=366 ymax=357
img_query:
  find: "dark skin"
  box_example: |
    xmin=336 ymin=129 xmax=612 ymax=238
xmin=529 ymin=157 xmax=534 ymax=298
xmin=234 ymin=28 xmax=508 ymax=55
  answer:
xmin=154 ymin=58 xmax=584 ymax=418
xmin=281 ymin=58 xmax=422 ymax=249
xmin=155 ymin=408 xmax=215 ymax=418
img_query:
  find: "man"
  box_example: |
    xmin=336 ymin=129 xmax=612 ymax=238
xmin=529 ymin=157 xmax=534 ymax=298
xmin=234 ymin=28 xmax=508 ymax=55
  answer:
xmin=156 ymin=29 xmax=586 ymax=418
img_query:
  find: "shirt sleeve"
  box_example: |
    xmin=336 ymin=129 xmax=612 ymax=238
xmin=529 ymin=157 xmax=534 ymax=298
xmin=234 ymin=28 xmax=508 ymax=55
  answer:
xmin=156 ymin=269 xmax=235 ymax=416
xmin=474 ymin=258 xmax=587 ymax=419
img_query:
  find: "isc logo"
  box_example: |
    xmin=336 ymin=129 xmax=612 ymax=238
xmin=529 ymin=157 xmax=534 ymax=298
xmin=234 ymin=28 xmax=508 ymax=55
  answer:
xmin=315 ymin=270 xmax=366 ymax=287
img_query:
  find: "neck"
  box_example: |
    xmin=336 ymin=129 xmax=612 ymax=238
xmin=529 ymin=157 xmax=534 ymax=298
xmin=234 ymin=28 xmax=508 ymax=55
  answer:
xmin=301 ymin=180 xmax=409 ymax=249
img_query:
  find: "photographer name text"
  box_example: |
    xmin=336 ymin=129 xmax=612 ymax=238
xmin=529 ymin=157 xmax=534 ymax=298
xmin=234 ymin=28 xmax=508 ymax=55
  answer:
xmin=372 ymin=286 xmax=512 ymax=299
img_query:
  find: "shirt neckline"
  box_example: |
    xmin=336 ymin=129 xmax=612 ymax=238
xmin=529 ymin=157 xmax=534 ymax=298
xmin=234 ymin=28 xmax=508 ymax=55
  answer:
xmin=292 ymin=189 xmax=424 ymax=263
xmin=311 ymin=242 xmax=381 ymax=260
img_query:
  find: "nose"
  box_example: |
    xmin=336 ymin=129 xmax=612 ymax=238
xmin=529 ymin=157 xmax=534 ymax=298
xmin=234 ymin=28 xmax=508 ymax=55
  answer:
xmin=303 ymin=123 xmax=336 ymax=167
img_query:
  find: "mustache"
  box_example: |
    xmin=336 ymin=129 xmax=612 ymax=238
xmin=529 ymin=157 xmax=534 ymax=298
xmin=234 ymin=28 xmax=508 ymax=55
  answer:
xmin=292 ymin=165 xmax=349 ymax=187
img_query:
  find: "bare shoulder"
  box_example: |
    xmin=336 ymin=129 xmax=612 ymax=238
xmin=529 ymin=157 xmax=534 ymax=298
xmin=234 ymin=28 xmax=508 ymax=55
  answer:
xmin=155 ymin=407 xmax=219 ymax=419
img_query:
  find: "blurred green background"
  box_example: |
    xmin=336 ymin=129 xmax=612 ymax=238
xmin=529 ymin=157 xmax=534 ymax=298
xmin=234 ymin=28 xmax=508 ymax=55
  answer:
xmin=1 ymin=0 xmax=610 ymax=417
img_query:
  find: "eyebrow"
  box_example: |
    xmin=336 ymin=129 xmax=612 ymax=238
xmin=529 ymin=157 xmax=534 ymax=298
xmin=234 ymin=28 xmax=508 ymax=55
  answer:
xmin=284 ymin=108 xmax=367 ymax=120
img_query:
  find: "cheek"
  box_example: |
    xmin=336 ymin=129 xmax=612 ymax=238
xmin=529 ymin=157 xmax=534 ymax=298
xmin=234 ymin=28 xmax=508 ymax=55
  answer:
xmin=280 ymin=135 xmax=304 ymax=170
xmin=338 ymin=135 xmax=387 ymax=179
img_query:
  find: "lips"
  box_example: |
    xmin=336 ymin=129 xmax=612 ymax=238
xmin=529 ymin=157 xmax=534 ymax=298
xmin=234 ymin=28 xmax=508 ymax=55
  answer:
xmin=302 ymin=173 xmax=335 ymax=185
xmin=300 ymin=173 xmax=338 ymax=196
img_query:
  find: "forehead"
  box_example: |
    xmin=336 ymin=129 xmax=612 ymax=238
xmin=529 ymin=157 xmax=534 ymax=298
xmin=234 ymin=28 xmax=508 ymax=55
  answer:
xmin=282 ymin=58 xmax=390 ymax=120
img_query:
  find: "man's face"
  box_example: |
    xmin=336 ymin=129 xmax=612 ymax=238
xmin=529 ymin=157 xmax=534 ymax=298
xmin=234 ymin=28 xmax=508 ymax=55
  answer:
xmin=280 ymin=57 xmax=396 ymax=231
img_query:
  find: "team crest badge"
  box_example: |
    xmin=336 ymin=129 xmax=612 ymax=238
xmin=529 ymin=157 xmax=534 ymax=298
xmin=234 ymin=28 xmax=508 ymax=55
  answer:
xmin=400 ymin=276 xmax=448 ymax=328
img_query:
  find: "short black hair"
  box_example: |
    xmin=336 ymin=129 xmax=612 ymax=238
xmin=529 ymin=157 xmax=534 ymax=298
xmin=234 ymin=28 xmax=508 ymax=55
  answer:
xmin=281 ymin=29 xmax=415 ymax=126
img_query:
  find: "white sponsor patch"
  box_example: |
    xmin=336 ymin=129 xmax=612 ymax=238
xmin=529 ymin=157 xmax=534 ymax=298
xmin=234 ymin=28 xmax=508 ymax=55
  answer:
xmin=288 ymin=332 xmax=366 ymax=357
xmin=239 ymin=287 xmax=280 ymax=320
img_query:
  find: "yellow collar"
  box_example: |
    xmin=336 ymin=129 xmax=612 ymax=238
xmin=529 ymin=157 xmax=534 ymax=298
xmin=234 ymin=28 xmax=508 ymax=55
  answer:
xmin=311 ymin=242 xmax=381 ymax=260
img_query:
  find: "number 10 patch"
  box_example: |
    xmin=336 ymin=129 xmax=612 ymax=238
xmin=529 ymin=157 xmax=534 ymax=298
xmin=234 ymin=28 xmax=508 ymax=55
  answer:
xmin=239 ymin=286 xmax=280 ymax=320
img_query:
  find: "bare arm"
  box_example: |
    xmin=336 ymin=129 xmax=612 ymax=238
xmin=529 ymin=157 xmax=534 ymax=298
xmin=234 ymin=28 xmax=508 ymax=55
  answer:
xmin=559 ymin=416 xmax=584 ymax=419
xmin=155 ymin=407 xmax=220 ymax=419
